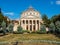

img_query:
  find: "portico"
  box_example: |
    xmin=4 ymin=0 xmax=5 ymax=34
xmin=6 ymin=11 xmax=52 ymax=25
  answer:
xmin=19 ymin=6 xmax=42 ymax=31
xmin=20 ymin=19 xmax=40 ymax=31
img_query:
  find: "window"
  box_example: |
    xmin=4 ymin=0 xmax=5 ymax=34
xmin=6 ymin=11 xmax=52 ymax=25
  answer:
xmin=26 ymin=25 xmax=28 ymax=30
xmin=26 ymin=20 xmax=28 ymax=24
xmin=37 ymin=20 xmax=39 ymax=24
xmin=23 ymin=20 xmax=25 ymax=24
xmin=30 ymin=20 xmax=32 ymax=24
xmin=33 ymin=20 xmax=35 ymax=24
xmin=33 ymin=25 xmax=35 ymax=31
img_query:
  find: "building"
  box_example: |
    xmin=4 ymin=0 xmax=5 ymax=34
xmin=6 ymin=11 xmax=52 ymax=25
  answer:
xmin=19 ymin=6 xmax=43 ymax=31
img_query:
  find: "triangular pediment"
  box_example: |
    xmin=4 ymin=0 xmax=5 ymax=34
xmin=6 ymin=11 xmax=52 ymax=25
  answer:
xmin=21 ymin=15 xmax=40 ymax=19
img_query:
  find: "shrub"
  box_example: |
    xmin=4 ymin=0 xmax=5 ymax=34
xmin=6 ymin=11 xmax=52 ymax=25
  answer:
xmin=22 ymin=30 xmax=30 ymax=33
xmin=55 ymin=21 xmax=60 ymax=34
xmin=1 ymin=21 xmax=6 ymax=35
xmin=17 ymin=25 xmax=23 ymax=34
xmin=40 ymin=24 xmax=46 ymax=34
xmin=8 ymin=23 xmax=14 ymax=33
xmin=31 ymin=31 xmax=37 ymax=34
xmin=49 ymin=22 xmax=55 ymax=34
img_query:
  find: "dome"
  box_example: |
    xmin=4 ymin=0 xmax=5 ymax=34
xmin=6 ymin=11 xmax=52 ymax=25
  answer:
xmin=20 ymin=6 xmax=41 ymax=19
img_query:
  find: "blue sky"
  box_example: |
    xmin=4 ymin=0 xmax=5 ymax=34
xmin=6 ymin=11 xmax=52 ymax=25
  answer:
xmin=0 ymin=0 xmax=60 ymax=20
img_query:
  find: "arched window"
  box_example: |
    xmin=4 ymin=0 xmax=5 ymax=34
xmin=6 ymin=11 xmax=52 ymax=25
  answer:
xmin=33 ymin=25 xmax=35 ymax=31
xmin=23 ymin=20 xmax=25 ymax=24
xmin=37 ymin=20 xmax=39 ymax=24
xmin=30 ymin=25 xmax=32 ymax=31
xmin=30 ymin=20 xmax=32 ymax=24
xmin=33 ymin=20 xmax=35 ymax=24
xmin=26 ymin=25 xmax=28 ymax=30
xmin=26 ymin=20 xmax=28 ymax=24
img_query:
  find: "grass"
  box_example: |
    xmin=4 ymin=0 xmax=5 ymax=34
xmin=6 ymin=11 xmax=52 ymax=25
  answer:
xmin=0 ymin=34 xmax=60 ymax=45
xmin=0 ymin=34 xmax=60 ymax=42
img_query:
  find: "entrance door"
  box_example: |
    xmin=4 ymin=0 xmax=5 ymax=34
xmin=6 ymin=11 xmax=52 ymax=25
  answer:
xmin=30 ymin=25 xmax=32 ymax=31
xmin=33 ymin=25 xmax=35 ymax=31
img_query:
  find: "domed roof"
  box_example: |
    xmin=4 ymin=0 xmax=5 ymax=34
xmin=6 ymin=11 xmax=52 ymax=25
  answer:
xmin=20 ymin=6 xmax=41 ymax=19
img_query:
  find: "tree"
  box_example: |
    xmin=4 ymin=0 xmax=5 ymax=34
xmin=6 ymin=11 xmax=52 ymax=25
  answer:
xmin=8 ymin=23 xmax=14 ymax=33
xmin=1 ymin=21 xmax=6 ymax=35
xmin=42 ymin=14 xmax=51 ymax=27
xmin=40 ymin=24 xmax=46 ymax=34
xmin=49 ymin=22 xmax=55 ymax=33
xmin=0 ymin=8 xmax=4 ymax=25
xmin=55 ymin=21 xmax=60 ymax=34
xmin=51 ymin=14 xmax=60 ymax=24
xmin=17 ymin=25 xmax=23 ymax=34
xmin=0 ymin=8 xmax=9 ymax=26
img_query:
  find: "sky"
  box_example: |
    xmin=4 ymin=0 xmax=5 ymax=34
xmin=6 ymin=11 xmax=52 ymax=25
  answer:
xmin=0 ymin=0 xmax=60 ymax=20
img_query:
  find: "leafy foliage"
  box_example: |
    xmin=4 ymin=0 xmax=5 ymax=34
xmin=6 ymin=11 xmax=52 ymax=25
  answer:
xmin=0 ymin=9 xmax=4 ymax=25
xmin=8 ymin=23 xmax=14 ymax=33
xmin=51 ymin=14 xmax=60 ymax=23
xmin=55 ymin=21 xmax=60 ymax=34
xmin=49 ymin=22 xmax=55 ymax=33
xmin=42 ymin=14 xmax=51 ymax=27
xmin=17 ymin=25 xmax=23 ymax=34
xmin=36 ymin=24 xmax=46 ymax=34
xmin=40 ymin=24 xmax=46 ymax=34
xmin=0 ymin=8 xmax=10 ymax=26
xmin=1 ymin=21 xmax=6 ymax=35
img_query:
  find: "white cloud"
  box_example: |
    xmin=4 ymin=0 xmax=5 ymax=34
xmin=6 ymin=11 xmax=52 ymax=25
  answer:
xmin=56 ymin=0 xmax=60 ymax=5
xmin=4 ymin=12 xmax=14 ymax=16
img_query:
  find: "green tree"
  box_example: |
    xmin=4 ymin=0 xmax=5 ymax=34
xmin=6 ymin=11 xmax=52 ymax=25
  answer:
xmin=42 ymin=14 xmax=50 ymax=27
xmin=17 ymin=25 xmax=23 ymax=34
xmin=0 ymin=8 xmax=4 ymax=25
xmin=51 ymin=14 xmax=60 ymax=23
xmin=37 ymin=24 xmax=46 ymax=34
xmin=8 ymin=23 xmax=14 ymax=33
xmin=0 ymin=8 xmax=9 ymax=26
xmin=55 ymin=21 xmax=60 ymax=34
xmin=49 ymin=22 xmax=55 ymax=33
xmin=1 ymin=21 xmax=6 ymax=35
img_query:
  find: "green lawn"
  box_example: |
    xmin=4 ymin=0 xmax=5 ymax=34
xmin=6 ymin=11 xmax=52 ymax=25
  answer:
xmin=0 ymin=34 xmax=60 ymax=42
xmin=0 ymin=34 xmax=60 ymax=45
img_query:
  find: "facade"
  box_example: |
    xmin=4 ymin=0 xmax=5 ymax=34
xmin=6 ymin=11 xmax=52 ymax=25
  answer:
xmin=13 ymin=20 xmax=19 ymax=31
xmin=19 ymin=6 xmax=43 ymax=31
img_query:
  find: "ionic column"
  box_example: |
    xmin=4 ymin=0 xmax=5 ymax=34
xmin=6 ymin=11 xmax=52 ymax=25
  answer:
xmin=28 ymin=20 xmax=30 ymax=31
xmin=32 ymin=20 xmax=33 ymax=31
xmin=35 ymin=20 xmax=37 ymax=31
xmin=39 ymin=20 xmax=40 ymax=30
xmin=19 ymin=20 xmax=20 ymax=25
xmin=25 ymin=20 xmax=26 ymax=30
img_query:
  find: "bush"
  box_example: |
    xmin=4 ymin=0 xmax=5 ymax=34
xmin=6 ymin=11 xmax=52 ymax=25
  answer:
xmin=8 ymin=23 xmax=14 ymax=33
xmin=17 ymin=26 xmax=23 ymax=34
xmin=35 ymin=30 xmax=46 ymax=34
xmin=23 ymin=30 xmax=30 ymax=33
xmin=1 ymin=21 xmax=6 ymax=35
xmin=31 ymin=31 xmax=37 ymax=34
xmin=40 ymin=24 xmax=46 ymax=34
xmin=35 ymin=30 xmax=40 ymax=34
xmin=55 ymin=21 xmax=60 ymax=34
xmin=49 ymin=22 xmax=55 ymax=34
xmin=40 ymin=30 xmax=46 ymax=34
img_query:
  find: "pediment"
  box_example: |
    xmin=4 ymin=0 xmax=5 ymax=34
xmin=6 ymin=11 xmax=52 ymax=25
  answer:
xmin=21 ymin=15 xmax=40 ymax=19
